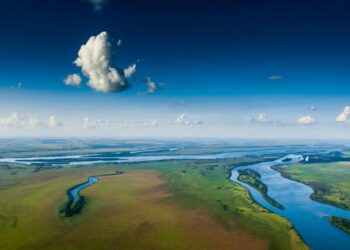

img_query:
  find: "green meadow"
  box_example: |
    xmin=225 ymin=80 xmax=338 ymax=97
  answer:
xmin=275 ymin=161 xmax=350 ymax=210
xmin=0 ymin=157 xmax=307 ymax=250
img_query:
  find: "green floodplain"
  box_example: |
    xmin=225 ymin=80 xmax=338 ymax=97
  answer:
xmin=0 ymin=156 xmax=307 ymax=250
xmin=274 ymin=158 xmax=350 ymax=234
xmin=1 ymin=139 xmax=350 ymax=249
xmin=275 ymin=160 xmax=350 ymax=210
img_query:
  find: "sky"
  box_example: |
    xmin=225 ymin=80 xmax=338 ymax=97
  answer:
xmin=0 ymin=0 xmax=350 ymax=139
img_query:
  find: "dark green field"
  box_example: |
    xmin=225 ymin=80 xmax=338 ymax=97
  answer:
xmin=329 ymin=216 xmax=350 ymax=234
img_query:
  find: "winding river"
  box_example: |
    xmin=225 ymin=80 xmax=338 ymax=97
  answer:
xmin=70 ymin=176 xmax=98 ymax=204
xmin=1 ymin=148 xmax=350 ymax=249
xmin=231 ymin=154 xmax=350 ymax=250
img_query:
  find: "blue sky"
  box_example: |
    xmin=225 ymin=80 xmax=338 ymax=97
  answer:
xmin=0 ymin=0 xmax=350 ymax=139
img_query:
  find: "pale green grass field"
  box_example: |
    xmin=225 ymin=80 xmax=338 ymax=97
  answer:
xmin=0 ymin=158 xmax=307 ymax=250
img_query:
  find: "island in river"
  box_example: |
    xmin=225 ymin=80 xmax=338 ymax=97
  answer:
xmin=329 ymin=217 xmax=350 ymax=234
xmin=237 ymin=169 xmax=284 ymax=209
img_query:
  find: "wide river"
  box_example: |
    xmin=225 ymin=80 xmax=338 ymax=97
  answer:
xmin=1 ymin=147 xmax=350 ymax=249
xmin=231 ymin=154 xmax=350 ymax=250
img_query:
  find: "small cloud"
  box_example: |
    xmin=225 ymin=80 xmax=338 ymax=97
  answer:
xmin=27 ymin=117 xmax=40 ymax=127
xmin=310 ymin=105 xmax=318 ymax=111
xmin=72 ymin=31 xmax=135 ymax=93
xmin=83 ymin=117 xmax=115 ymax=129
xmin=83 ymin=117 xmax=98 ymax=129
xmin=0 ymin=113 xmax=42 ymax=128
xmin=146 ymin=77 xmax=162 ymax=94
xmin=298 ymin=115 xmax=315 ymax=125
xmin=174 ymin=114 xmax=203 ymax=125
xmin=117 ymin=39 xmax=123 ymax=47
xmin=267 ymin=75 xmax=284 ymax=80
xmin=124 ymin=64 xmax=136 ymax=78
xmin=119 ymin=120 xmax=159 ymax=128
xmin=194 ymin=120 xmax=203 ymax=125
xmin=256 ymin=113 xmax=269 ymax=122
xmin=336 ymin=106 xmax=350 ymax=123
xmin=243 ymin=113 xmax=292 ymax=126
xmin=63 ymin=74 xmax=81 ymax=86
xmin=246 ymin=113 xmax=270 ymax=123
xmin=176 ymin=113 xmax=186 ymax=124
xmin=146 ymin=78 xmax=157 ymax=94
xmin=48 ymin=115 xmax=62 ymax=127
xmin=139 ymin=77 xmax=162 ymax=95
xmin=84 ymin=0 xmax=108 ymax=11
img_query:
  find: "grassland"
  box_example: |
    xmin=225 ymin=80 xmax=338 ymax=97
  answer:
xmin=329 ymin=216 xmax=350 ymax=234
xmin=274 ymin=161 xmax=350 ymax=210
xmin=0 ymin=157 xmax=307 ymax=250
xmin=238 ymin=169 xmax=284 ymax=209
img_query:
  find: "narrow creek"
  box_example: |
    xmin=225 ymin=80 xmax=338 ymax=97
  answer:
xmin=62 ymin=171 xmax=123 ymax=217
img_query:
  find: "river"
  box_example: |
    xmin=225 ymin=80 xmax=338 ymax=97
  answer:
xmin=231 ymin=154 xmax=350 ymax=250
xmin=1 ymin=148 xmax=349 ymax=249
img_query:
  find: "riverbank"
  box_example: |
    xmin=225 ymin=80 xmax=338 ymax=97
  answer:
xmin=273 ymin=161 xmax=350 ymax=210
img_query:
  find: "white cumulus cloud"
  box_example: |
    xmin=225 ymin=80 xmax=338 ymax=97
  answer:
xmin=298 ymin=115 xmax=315 ymax=125
xmin=336 ymin=106 xmax=350 ymax=123
xmin=63 ymin=74 xmax=81 ymax=86
xmin=74 ymin=31 xmax=135 ymax=93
